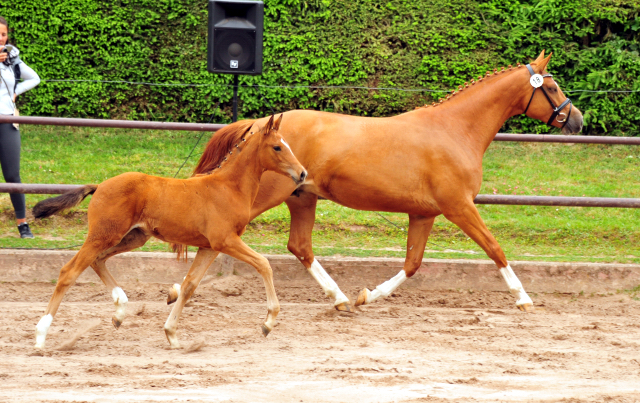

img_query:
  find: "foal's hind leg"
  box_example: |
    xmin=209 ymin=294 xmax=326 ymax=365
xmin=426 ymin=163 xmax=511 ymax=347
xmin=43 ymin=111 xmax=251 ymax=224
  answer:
xmin=35 ymin=242 xmax=109 ymax=349
xmin=164 ymin=248 xmax=219 ymax=349
xmin=443 ymin=201 xmax=534 ymax=312
xmin=285 ymin=192 xmax=353 ymax=312
xmin=90 ymin=228 xmax=151 ymax=328
xmin=220 ymin=236 xmax=280 ymax=336
xmin=356 ymin=215 xmax=435 ymax=306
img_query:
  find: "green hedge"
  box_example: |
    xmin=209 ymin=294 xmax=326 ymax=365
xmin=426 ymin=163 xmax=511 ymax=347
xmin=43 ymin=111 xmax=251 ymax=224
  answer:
xmin=3 ymin=0 xmax=640 ymax=135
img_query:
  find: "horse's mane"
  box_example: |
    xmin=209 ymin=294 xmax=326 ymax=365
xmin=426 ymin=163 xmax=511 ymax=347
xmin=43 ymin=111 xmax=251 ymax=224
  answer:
xmin=192 ymin=119 xmax=257 ymax=175
xmin=417 ymin=62 xmax=545 ymax=110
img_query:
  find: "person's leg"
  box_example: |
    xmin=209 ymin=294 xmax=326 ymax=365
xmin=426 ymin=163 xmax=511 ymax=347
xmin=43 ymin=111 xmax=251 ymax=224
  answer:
xmin=0 ymin=123 xmax=31 ymax=237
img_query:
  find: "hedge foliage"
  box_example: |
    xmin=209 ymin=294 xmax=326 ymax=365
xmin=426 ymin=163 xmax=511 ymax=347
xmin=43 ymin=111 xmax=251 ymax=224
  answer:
xmin=3 ymin=0 xmax=640 ymax=135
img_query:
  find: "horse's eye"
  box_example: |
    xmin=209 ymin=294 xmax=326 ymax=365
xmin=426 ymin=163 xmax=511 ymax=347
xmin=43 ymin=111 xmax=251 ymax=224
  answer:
xmin=273 ymin=146 xmax=282 ymax=152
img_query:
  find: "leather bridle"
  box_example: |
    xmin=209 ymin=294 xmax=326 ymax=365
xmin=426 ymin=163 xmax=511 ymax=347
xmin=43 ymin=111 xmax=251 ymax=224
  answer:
xmin=523 ymin=64 xmax=572 ymax=128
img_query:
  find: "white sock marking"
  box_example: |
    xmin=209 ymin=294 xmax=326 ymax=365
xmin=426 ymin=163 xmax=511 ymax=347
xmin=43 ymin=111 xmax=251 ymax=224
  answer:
xmin=368 ymin=270 xmax=407 ymax=303
xmin=112 ymin=287 xmax=128 ymax=323
xmin=500 ymin=265 xmax=533 ymax=306
xmin=35 ymin=314 xmax=53 ymax=348
xmin=308 ymin=259 xmax=350 ymax=305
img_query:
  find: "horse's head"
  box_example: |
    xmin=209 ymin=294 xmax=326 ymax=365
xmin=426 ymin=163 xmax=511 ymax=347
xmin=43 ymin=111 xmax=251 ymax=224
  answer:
xmin=255 ymin=114 xmax=307 ymax=185
xmin=521 ymin=51 xmax=583 ymax=134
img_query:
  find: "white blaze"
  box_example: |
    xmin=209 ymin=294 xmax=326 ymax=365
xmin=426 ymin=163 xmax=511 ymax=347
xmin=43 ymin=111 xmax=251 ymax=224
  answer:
xmin=281 ymin=138 xmax=293 ymax=152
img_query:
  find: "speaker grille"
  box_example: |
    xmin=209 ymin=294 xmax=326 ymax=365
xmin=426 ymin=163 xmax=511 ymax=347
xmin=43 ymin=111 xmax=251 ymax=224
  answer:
xmin=213 ymin=29 xmax=256 ymax=72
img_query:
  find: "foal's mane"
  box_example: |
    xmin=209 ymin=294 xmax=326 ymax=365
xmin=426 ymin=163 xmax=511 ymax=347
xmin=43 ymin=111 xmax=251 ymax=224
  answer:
xmin=193 ymin=119 xmax=257 ymax=175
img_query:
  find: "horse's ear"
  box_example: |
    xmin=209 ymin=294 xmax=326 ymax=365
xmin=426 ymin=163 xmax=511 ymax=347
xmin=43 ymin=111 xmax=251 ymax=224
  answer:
xmin=273 ymin=114 xmax=284 ymax=131
xmin=537 ymin=52 xmax=553 ymax=73
xmin=533 ymin=50 xmax=546 ymax=64
xmin=264 ymin=115 xmax=275 ymax=135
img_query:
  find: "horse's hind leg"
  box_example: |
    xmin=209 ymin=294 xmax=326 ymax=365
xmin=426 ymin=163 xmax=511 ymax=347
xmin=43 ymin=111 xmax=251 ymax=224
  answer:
xmin=285 ymin=192 xmax=353 ymax=312
xmin=90 ymin=228 xmax=151 ymax=328
xmin=220 ymin=236 xmax=279 ymax=336
xmin=442 ymin=201 xmax=534 ymax=312
xmin=164 ymin=248 xmax=219 ymax=349
xmin=35 ymin=242 xmax=108 ymax=349
xmin=356 ymin=214 xmax=435 ymax=306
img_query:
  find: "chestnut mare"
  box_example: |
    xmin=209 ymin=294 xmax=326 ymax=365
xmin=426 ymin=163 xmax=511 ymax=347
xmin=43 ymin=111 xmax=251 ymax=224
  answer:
xmin=172 ymin=51 xmax=583 ymax=315
xmin=31 ymin=115 xmax=307 ymax=349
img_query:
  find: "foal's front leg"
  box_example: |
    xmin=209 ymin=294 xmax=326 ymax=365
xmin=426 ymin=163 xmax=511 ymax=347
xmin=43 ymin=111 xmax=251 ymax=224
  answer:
xmin=164 ymin=248 xmax=219 ymax=349
xmin=221 ymin=236 xmax=280 ymax=336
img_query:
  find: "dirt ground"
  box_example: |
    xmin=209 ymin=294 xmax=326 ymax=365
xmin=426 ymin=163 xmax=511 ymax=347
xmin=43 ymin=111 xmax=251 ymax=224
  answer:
xmin=1 ymin=272 xmax=640 ymax=403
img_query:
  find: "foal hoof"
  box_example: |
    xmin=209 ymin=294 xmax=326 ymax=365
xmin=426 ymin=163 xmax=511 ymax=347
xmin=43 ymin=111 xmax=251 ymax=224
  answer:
xmin=261 ymin=324 xmax=271 ymax=337
xmin=355 ymin=288 xmax=371 ymax=306
xmin=335 ymin=302 xmax=356 ymax=313
xmin=112 ymin=317 xmax=122 ymax=329
xmin=518 ymin=303 xmax=535 ymax=313
xmin=167 ymin=284 xmax=180 ymax=305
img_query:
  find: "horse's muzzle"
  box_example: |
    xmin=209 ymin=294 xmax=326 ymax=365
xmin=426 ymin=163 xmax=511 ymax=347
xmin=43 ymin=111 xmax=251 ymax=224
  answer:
xmin=562 ymin=108 xmax=584 ymax=135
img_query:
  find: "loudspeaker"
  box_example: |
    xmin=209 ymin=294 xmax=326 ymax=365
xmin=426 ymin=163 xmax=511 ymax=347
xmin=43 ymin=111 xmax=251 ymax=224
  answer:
xmin=208 ymin=0 xmax=264 ymax=75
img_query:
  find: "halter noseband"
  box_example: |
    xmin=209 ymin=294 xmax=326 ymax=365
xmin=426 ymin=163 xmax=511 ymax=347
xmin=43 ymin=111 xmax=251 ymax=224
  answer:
xmin=523 ymin=64 xmax=572 ymax=128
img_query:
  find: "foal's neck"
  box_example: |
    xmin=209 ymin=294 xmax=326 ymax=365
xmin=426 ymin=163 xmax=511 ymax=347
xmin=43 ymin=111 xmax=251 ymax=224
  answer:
xmin=205 ymin=135 xmax=265 ymax=200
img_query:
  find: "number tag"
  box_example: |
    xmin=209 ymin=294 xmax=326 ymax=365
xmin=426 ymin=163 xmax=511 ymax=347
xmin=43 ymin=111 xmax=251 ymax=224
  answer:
xmin=529 ymin=74 xmax=544 ymax=88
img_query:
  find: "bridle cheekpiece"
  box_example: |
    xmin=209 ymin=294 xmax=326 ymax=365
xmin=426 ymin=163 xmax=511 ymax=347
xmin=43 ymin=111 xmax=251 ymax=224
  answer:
xmin=523 ymin=64 xmax=572 ymax=128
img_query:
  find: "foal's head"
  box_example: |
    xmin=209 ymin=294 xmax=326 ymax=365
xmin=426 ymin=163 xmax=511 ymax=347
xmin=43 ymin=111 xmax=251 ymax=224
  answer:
xmin=521 ymin=51 xmax=583 ymax=134
xmin=254 ymin=114 xmax=307 ymax=185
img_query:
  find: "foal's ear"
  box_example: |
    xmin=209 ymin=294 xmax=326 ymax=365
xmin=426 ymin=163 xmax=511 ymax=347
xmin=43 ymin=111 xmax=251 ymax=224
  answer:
xmin=264 ymin=115 xmax=275 ymax=135
xmin=273 ymin=114 xmax=284 ymax=131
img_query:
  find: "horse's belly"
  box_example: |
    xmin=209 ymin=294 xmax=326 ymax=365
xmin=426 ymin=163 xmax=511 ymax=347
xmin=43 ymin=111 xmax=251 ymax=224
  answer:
xmin=313 ymin=180 xmax=438 ymax=215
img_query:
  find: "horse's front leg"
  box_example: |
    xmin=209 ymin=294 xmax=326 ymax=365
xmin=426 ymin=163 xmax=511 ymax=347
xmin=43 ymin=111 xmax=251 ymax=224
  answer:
xmin=220 ymin=236 xmax=279 ymax=336
xmin=356 ymin=214 xmax=435 ymax=306
xmin=285 ymin=192 xmax=353 ymax=312
xmin=163 ymin=248 xmax=219 ymax=349
xmin=443 ymin=201 xmax=534 ymax=312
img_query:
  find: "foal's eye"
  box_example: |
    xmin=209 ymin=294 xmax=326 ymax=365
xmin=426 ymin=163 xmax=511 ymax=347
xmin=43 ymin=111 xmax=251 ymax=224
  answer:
xmin=273 ymin=146 xmax=282 ymax=152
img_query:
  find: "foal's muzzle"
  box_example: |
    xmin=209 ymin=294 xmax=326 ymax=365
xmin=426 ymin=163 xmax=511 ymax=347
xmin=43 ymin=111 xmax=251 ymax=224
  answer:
xmin=294 ymin=170 xmax=307 ymax=185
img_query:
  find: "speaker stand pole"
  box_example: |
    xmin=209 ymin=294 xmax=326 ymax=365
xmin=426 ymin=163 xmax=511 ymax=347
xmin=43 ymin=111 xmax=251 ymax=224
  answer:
xmin=232 ymin=74 xmax=239 ymax=122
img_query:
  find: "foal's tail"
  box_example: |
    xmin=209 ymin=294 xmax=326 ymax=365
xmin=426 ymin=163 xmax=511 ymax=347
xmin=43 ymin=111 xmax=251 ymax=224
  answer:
xmin=33 ymin=185 xmax=98 ymax=219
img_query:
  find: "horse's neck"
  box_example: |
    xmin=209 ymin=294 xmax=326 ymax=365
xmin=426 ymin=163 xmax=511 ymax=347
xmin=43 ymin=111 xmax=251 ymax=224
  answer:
xmin=414 ymin=68 xmax=529 ymax=156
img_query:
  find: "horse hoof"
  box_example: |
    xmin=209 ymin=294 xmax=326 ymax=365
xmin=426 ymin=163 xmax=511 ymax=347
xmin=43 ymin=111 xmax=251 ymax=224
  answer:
xmin=355 ymin=288 xmax=371 ymax=306
xmin=112 ymin=317 xmax=122 ymax=329
xmin=167 ymin=284 xmax=180 ymax=305
xmin=261 ymin=324 xmax=271 ymax=337
xmin=335 ymin=302 xmax=356 ymax=313
xmin=518 ymin=303 xmax=535 ymax=312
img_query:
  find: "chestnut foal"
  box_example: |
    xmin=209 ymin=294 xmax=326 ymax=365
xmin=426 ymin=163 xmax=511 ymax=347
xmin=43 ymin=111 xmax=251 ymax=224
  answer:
xmin=32 ymin=115 xmax=306 ymax=349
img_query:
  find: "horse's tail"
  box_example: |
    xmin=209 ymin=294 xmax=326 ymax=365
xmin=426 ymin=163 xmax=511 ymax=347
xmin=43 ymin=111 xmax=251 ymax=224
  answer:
xmin=170 ymin=242 xmax=188 ymax=262
xmin=33 ymin=185 xmax=98 ymax=219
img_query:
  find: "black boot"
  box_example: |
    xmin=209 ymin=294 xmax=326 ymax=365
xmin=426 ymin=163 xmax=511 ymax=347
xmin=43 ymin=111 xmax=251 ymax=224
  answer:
xmin=18 ymin=223 xmax=34 ymax=239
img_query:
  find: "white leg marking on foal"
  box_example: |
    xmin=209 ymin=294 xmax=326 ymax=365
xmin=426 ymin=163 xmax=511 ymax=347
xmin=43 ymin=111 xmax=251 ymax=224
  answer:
xmin=112 ymin=287 xmax=128 ymax=324
xmin=308 ymin=259 xmax=350 ymax=305
xmin=367 ymin=270 xmax=407 ymax=304
xmin=500 ymin=265 xmax=533 ymax=306
xmin=35 ymin=314 xmax=53 ymax=349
